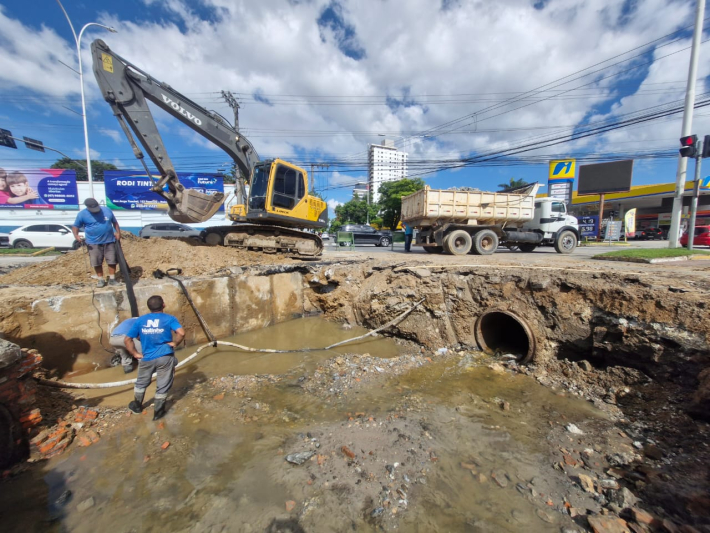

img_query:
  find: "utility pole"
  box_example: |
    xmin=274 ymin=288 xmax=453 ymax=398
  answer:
xmin=309 ymin=163 xmax=329 ymax=192
xmin=221 ymin=90 xmax=240 ymax=130
xmin=669 ymin=0 xmax=705 ymax=247
xmin=687 ymin=139 xmax=703 ymax=251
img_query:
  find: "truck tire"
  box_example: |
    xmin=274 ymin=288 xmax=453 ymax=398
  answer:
xmin=472 ymin=230 xmax=498 ymax=255
xmin=443 ymin=230 xmax=472 ymax=255
xmin=519 ymin=244 xmax=537 ymax=252
xmin=554 ymin=230 xmax=577 ymax=254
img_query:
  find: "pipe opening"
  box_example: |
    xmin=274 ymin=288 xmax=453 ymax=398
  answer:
xmin=475 ymin=309 xmax=536 ymax=363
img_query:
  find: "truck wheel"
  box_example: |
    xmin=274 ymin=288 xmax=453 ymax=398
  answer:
xmin=554 ymin=230 xmax=577 ymax=254
xmin=443 ymin=230 xmax=472 ymax=255
xmin=519 ymin=244 xmax=536 ymax=253
xmin=204 ymin=232 xmax=223 ymax=246
xmin=472 ymin=230 xmax=498 ymax=255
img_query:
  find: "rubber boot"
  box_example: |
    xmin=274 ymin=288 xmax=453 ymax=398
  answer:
xmin=128 ymin=392 xmax=144 ymax=414
xmin=153 ymin=399 xmax=167 ymax=420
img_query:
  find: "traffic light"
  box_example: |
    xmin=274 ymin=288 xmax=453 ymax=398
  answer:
xmin=680 ymin=135 xmax=698 ymax=158
xmin=0 ymin=128 xmax=17 ymax=149
xmin=703 ymin=135 xmax=710 ymax=158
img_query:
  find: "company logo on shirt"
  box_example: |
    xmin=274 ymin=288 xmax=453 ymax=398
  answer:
xmin=141 ymin=318 xmax=165 ymax=334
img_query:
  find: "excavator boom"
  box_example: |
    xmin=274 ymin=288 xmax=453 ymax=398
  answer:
xmin=91 ymin=39 xmax=259 ymax=223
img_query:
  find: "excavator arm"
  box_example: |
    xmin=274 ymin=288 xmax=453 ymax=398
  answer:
xmin=90 ymin=39 xmax=259 ymax=223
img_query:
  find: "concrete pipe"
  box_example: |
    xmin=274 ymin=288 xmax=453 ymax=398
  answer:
xmin=474 ymin=309 xmax=536 ymax=363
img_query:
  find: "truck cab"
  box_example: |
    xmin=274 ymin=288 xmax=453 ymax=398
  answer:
xmin=523 ymin=199 xmax=579 ymax=237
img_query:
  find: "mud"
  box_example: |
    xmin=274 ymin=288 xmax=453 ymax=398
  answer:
xmin=0 ymin=231 xmax=296 ymax=287
xmin=1 ymin=249 xmax=710 ymax=531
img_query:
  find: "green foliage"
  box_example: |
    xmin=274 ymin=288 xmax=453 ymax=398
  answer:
xmin=377 ymin=178 xmax=425 ymax=229
xmin=334 ymin=197 xmax=379 ymax=225
xmin=50 ymin=157 xmax=118 ymax=182
xmin=497 ymin=178 xmax=529 ymax=190
xmin=329 ymin=219 xmax=342 ymax=233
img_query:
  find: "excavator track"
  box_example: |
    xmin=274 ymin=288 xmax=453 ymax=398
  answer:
xmin=203 ymin=224 xmax=323 ymax=258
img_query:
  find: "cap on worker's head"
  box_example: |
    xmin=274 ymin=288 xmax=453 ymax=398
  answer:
xmin=84 ymin=198 xmax=101 ymax=213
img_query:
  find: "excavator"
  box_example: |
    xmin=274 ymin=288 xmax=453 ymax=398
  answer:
xmin=90 ymin=40 xmax=328 ymax=257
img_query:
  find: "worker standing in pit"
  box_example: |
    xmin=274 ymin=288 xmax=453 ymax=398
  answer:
xmin=124 ymin=295 xmax=185 ymax=420
xmin=402 ymin=220 xmax=414 ymax=253
xmin=72 ymin=198 xmax=121 ymax=288
xmin=109 ymin=318 xmax=140 ymax=374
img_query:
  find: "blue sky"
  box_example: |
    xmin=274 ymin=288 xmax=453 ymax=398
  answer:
xmin=1 ymin=0 xmax=709 ymax=215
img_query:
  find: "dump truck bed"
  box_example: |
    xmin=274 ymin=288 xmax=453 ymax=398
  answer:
xmin=401 ymin=183 xmax=540 ymax=226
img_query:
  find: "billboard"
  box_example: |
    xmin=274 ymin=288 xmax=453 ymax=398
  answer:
xmin=104 ymin=171 xmax=224 ymax=211
xmin=578 ymin=160 xmax=633 ymax=196
xmin=548 ymin=159 xmax=575 ymax=204
xmin=549 ymin=159 xmax=576 ymax=180
xmin=578 ymin=215 xmax=599 ymax=239
xmin=0 ymin=168 xmax=79 ymax=209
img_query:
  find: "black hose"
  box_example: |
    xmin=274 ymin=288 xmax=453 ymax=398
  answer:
xmin=115 ymin=240 xmax=139 ymax=317
xmin=153 ymin=268 xmax=217 ymax=345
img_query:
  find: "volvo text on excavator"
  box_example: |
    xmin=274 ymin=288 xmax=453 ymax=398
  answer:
xmin=91 ymin=39 xmax=328 ymax=257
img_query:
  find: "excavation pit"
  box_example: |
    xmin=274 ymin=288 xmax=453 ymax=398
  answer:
xmin=0 ymin=252 xmax=709 ymax=531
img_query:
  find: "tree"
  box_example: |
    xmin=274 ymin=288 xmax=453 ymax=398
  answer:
xmin=497 ymin=178 xmax=529 ymax=190
xmin=334 ymin=197 xmax=377 ymax=225
xmin=377 ymin=178 xmax=425 ymax=229
xmin=50 ymin=157 xmax=118 ymax=182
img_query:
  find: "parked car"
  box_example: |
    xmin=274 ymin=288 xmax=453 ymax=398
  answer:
xmin=9 ymin=224 xmax=82 ymax=249
xmin=634 ymin=227 xmax=665 ymax=240
xmin=339 ymin=224 xmax=392 ymax=247
xmin=139 ymin=223 xmax=202 ymax=241
xmin=0 ymin=233 xmax=9 ymax=248
xmin=680 ymin=225 xmax=710 ymax=247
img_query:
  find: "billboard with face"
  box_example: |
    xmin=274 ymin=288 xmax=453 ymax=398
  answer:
xmin=0 ymin=168 xmax=79 ymax=209
xmin=104 ymin=171 xmax=224 ymax=211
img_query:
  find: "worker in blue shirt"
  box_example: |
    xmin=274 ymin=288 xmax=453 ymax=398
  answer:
xmin=402 ymin=220 xmax=414 ymax=253
xmin=124 ymin=295 xmax=185 ymax=420
xmin=71 ymin=198 xmax=121 ymax=288
xmin=109 ymin=317 xmax=140 ymax=374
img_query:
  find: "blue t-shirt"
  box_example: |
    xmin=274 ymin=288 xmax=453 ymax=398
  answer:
xmin=127 ymin=313 xmax=182 ymax=361
xmin=73 ymin=206 xmax=117 ymax=244
xmin=403 ymin=222 xmax=413 ymax=235
xmin=111 ymin=318 xmax=138 ymax=337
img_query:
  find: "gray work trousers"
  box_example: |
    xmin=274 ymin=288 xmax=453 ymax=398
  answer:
xmin=134 ymin=354 xmax=177 ymax=400
xmin=109 ymin=335 xmax=141 ymax=367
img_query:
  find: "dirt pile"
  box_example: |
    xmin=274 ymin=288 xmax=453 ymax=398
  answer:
xmin=0 ymin=233 xmax=296 ymax=286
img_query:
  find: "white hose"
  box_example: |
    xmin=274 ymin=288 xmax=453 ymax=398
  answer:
xmin=35 ymin=299 xmax=425 ymax=390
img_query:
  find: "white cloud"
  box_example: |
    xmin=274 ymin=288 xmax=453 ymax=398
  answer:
xmin=327 ymin=198 xmax=343 ymax=210
xmin=99 ymin=128 xmax=122 ymax=143
xmin=0 ymin=0 xmax=703 ymax=170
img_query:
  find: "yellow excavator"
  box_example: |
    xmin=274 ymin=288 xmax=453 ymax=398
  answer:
xmin=91 ymin=40 xmax=328 ymax=257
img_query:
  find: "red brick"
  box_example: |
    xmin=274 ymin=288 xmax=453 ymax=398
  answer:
xmin=44 ymin=438 xmax=71 ymax=458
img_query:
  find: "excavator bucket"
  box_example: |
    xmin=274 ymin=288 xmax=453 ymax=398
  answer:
xmin=166 ymin=186 xmax=225 ymax=224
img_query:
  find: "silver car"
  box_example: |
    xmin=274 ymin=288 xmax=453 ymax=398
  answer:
xmin=139 ymin=223 xmax=202 ymax=241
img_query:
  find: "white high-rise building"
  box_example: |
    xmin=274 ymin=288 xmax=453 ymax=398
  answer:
xmin=368 ymin=139 xmax=408 ymax=202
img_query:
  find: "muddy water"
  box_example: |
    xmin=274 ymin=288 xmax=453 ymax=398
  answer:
xmin=2 ymin=319 xmax=606 ymax=532
xmin=66 ymin=316 xmax=401 ymax=407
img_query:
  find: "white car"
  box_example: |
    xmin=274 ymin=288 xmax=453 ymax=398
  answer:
xmin=9 ymin=224 xmax=82 ymax=250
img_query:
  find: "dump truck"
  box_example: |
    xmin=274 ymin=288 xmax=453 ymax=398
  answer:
xmin=401 ymin=183 xmax=579 ymax=255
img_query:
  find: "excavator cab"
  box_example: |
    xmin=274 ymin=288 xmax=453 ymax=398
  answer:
xmin=153 ymin=170 xmax=225 ymax=224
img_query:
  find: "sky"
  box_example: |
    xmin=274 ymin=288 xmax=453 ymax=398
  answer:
xmin=1 ymin=0 xmax=710 ymax=215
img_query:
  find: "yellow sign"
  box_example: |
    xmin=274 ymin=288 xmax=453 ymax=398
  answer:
xmin=549 ymin=159 xmax=576 ymax=180
xmin=101 ymin=53 xmax=114 ymax=73
xmin=624 ymin=208 xmax=637 ymax=237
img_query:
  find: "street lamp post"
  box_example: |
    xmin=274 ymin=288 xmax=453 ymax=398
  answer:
xmin=56 ymin=0 xmax=116 ymax=198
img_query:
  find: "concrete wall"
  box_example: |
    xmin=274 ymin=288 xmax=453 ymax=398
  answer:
xmin=2 ymin=271 xmax=307 ymax=375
